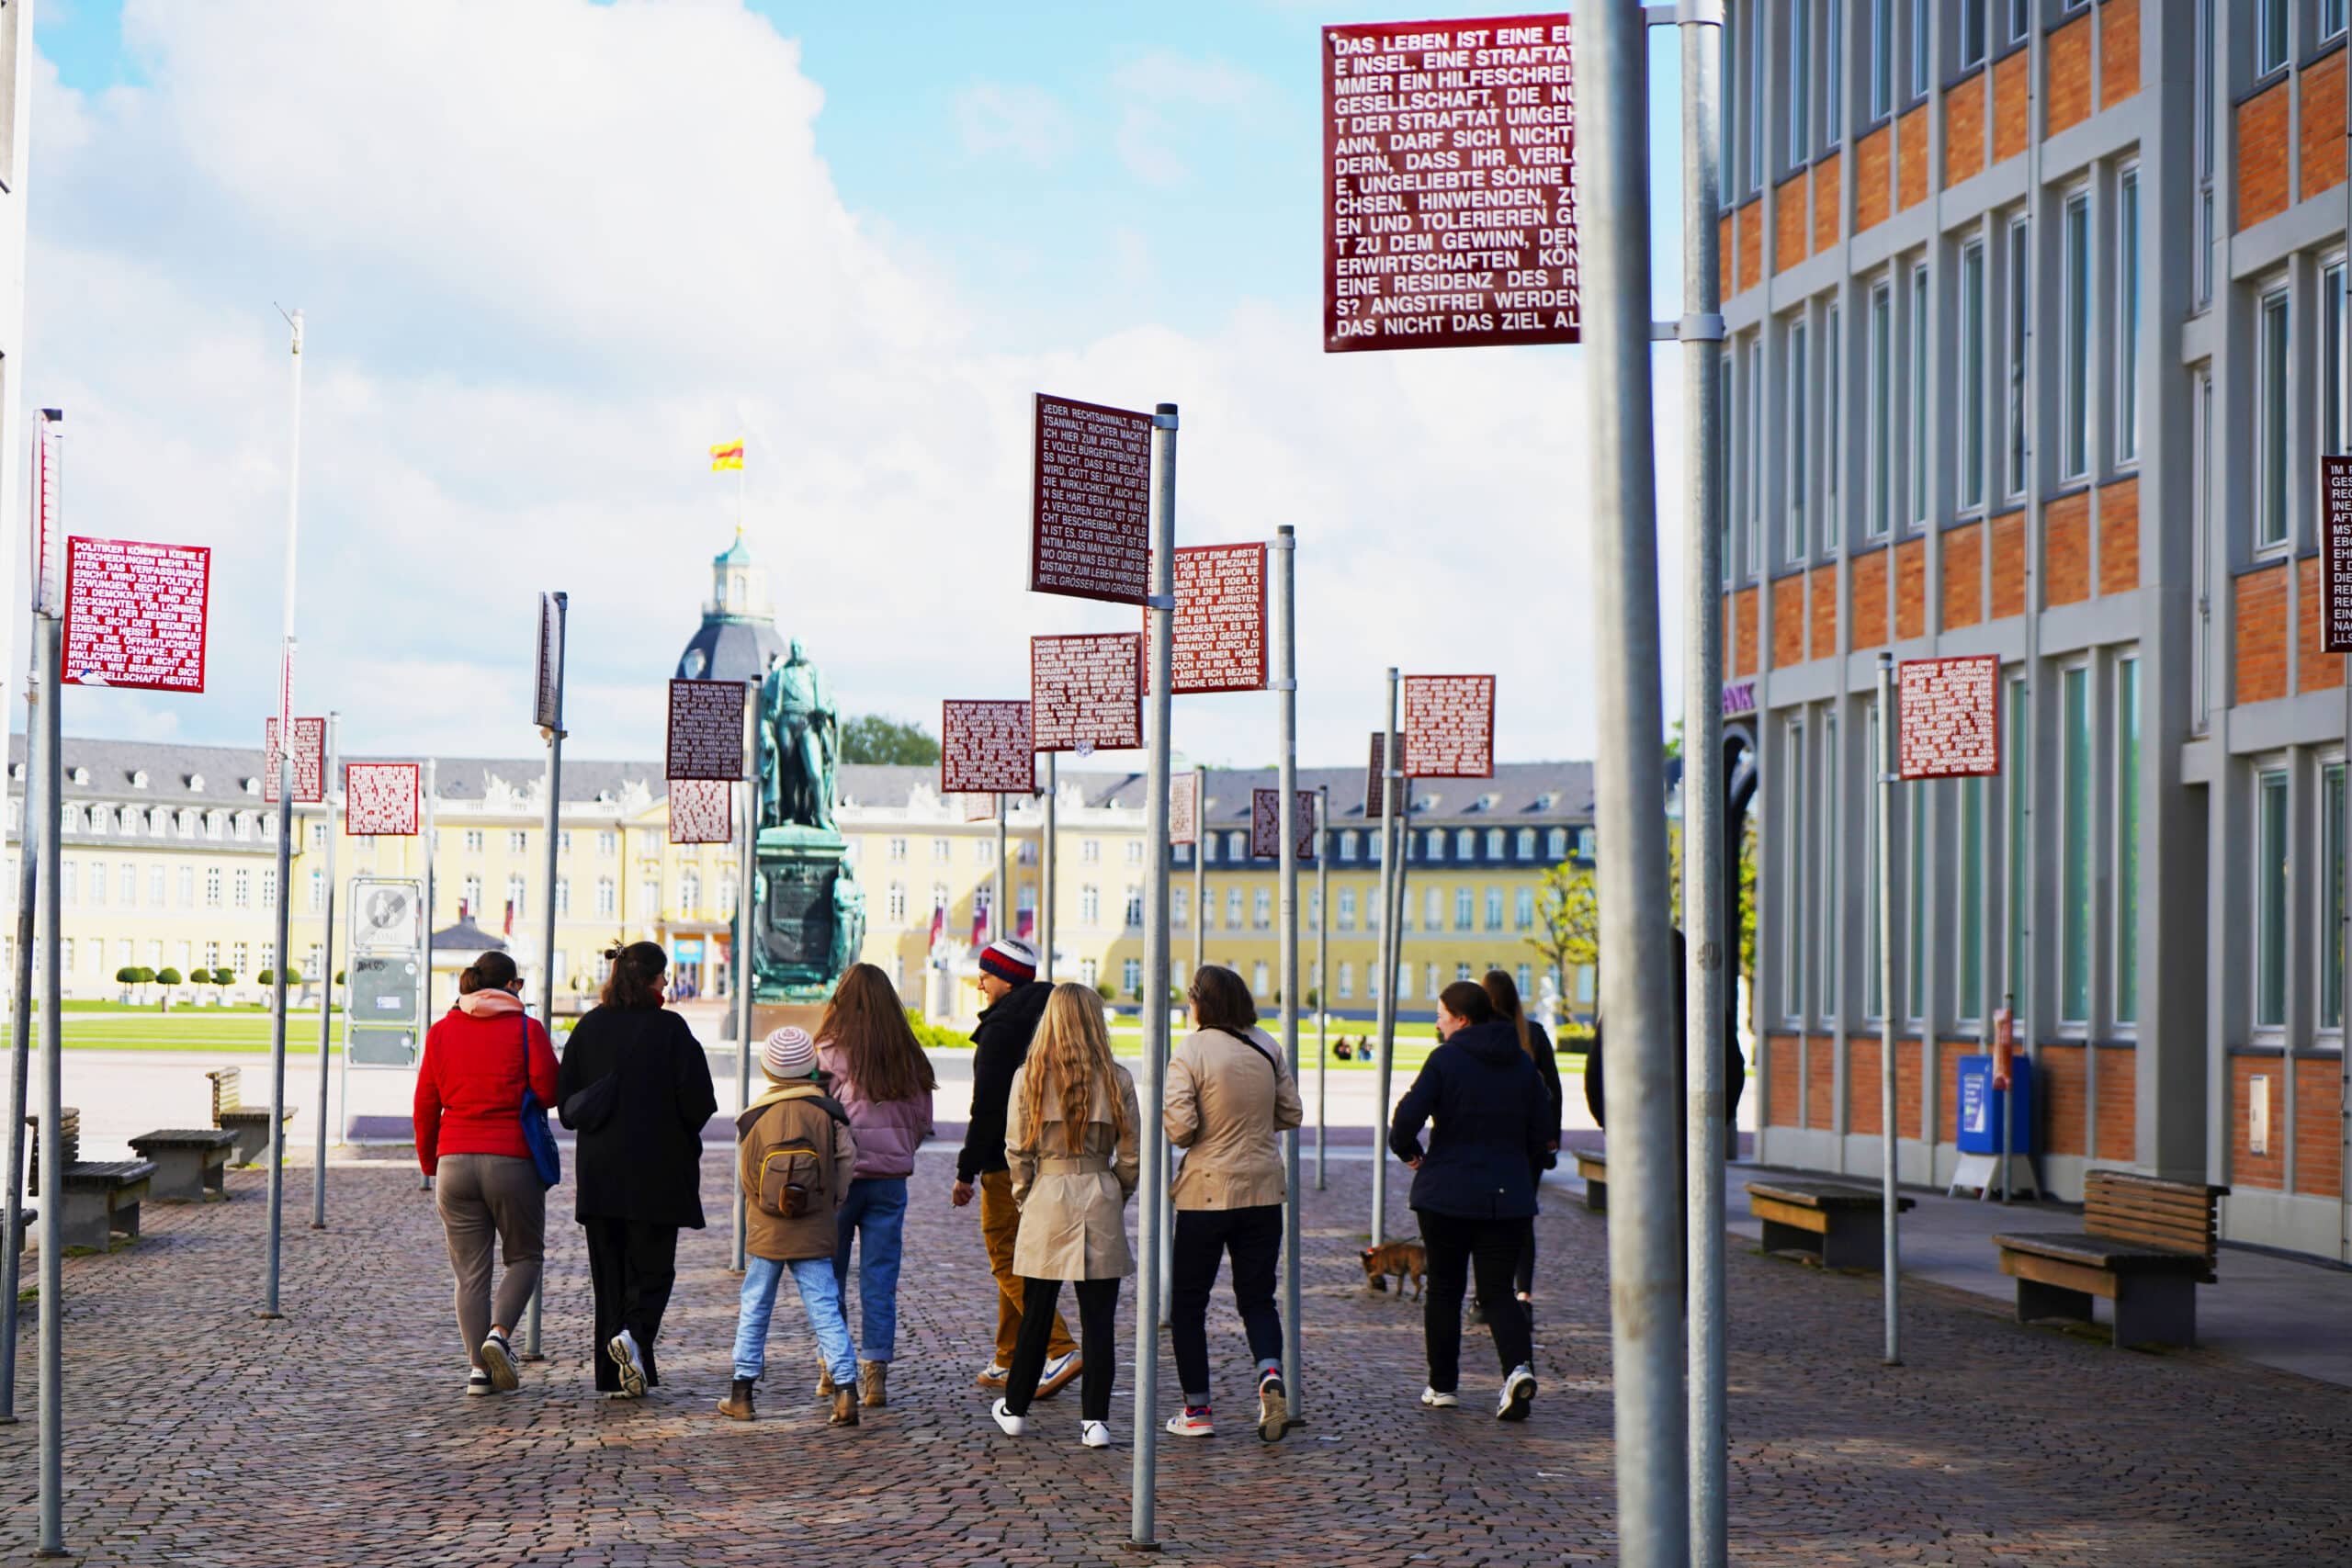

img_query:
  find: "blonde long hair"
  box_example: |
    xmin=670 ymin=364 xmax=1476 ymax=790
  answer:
xmin=1022 ymin=983 xmax=1128 ymax=1146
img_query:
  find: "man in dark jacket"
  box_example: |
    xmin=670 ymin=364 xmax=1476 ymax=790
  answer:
xmin=1582 ymin=926 xmax=1747 ymax=1136
xmin=950 ymin=938 xmax=1079 ymax=1393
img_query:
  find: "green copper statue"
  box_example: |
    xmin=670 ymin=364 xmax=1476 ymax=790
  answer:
xmin=747 ymin=638 xmax=864 ymax=1001
xmin=759 ymin=638 xmax=839 ymax=833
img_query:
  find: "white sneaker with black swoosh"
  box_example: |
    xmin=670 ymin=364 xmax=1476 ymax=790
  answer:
xmin=1419 ymin=1386 xmax=1459 ymax=1409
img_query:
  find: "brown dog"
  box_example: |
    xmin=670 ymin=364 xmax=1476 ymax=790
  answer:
xmin=1360 ymin=1241 xmax=1426 ymax=1299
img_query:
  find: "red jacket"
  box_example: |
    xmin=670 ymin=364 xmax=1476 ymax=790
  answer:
xmin=413 ymin=993 xmax=560 ymax=1176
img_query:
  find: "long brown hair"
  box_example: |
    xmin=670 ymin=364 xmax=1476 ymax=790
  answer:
xmin=599 ymin=941 xmax=668 ymax=1010
xmin=1483 ymin=968 xmax=1537 ymax=1062
xmin=1185 ymin=964 xmax=1257 ymax=1033
xmin=817 ymin=963 xmax=936 ymax=1103
xmin=1022 ymin=983 xmax=1127 ymax=1147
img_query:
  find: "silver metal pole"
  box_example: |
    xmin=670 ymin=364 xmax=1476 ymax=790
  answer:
xmin=731 ymin=700 xmax=758 ymax=1275
xmin=992 ymin=795 xmax=1006 ymax=943
xmin=1370 ymin=672 xmax=1400 ymax=1246
xmin=35 ymin=614 xmax=62 ymax=1555
xmin=311 ymin=713 xmax=339 ymax=1228
xmin=262 ymin=308 xmax=303 ymax=1322
xmin=1315 ymin=784 xmax=1329 ymax=1190
xmin=1679 ymin=4 xmax=1728 ymax=1558
xmin=1876 ymin=654 xmax=1902 ymax=1362
xmin=0 ymin=660 xmax=40 ymax=1422
xmin=1130 ymin=402 xmax=1176 ymax=1548
xmin=1192 ymin=763 xmax=1206 ymax=977
xmin=1040 ymin=754 xmax=1057 ymax=984
xmin=528 ymin=670 xmax=565 ymax=1353
xmin=1580 ymin=0 xmax=1687 ymax=1555
xmin=1273 ymin=525 xmax=1303 ymax=1422
xmin=423 ymin=760 xmax=438 ymax=1039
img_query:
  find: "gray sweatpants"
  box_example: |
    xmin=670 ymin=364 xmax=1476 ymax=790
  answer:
xmin=435 ymin=1154 xmax=546 ymax=1369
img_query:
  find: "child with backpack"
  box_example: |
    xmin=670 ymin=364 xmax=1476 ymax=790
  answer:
xmin=718 ymin=1026 xmax=860 ymax=1427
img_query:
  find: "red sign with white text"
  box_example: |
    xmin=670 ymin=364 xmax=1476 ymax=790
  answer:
xmin=942 ymin=700 xmax=1036 ymax=795
xmin=1147 ymin=543 xmax=1268 ymax=694
xmin=62 ymin=536 xmax=210 ymax=692
xmin=1402 ymin=674 xmax=1496 ymax=778
xmin=1031 ymin=395 xmax=1153 ymax=605
xmin=1170 ymin=772 xmax=1201 ymax=846
xmin=1250 ymin=788 xmax=1320 ymax=861
xmin=1031 ymin=634 xmax=1144 ymax=754
xmin=2324 ymin=455 xmax=2352 ymax=653
xmin=264 ymin=717 xmax=327 ymax=805
xmin=1897 ymin=657 xmax=2001 ymax=779
xmin=345 ymin=762 xmax=421 ymax=837
xmin=668 ymin=779 xmax=734 ymax=845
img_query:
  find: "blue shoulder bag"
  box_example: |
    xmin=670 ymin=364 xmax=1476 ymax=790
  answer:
xmin=517 ymin=1017 xmax=561 ymax=1189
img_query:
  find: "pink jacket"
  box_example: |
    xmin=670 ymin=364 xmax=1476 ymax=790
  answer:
xmin=818 ymin=1043 xmax=935 ymax=1180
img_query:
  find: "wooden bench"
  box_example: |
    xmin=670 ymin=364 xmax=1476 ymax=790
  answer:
xmin=208 ymin=1068 xmax=296 ymax=1166
xmin=1747 ymin=1179 xmax=1917 ymax=1271
xmin=1994 ymin=1170 xmax=2229 ymax=1349
xmin=1573 ymin=1150 xmax=1606 ymax=1212
xmin=26 ymin=1111 xmax=154 ymax=1253
xmin=128 ymin=1128 xmax=237 ymax=1201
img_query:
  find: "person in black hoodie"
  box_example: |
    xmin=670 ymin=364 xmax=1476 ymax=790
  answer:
xmin=1581 ymin=925 xmax=1747 ymax=1162
xmin=1389 ymin=981 xmax=1551 ymax=1422
xmin=556 ymin=941 xmax=718 ymax=1398
xmin=950 ymin=938 xmax=1079 ymax=1395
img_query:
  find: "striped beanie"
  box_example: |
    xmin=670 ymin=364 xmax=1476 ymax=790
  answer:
xmin=978 ymin=936 xmax=1038 ymax=986
xmin=761 ymin=1025 xmax=819 ymax=1081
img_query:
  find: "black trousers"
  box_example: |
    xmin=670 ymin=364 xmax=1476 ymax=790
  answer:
xmin=582 ymin=1218 xmax=679 ymax=1392
xmin=1004 ymin=1276 xmax=1119 ymax=1423
xmin=1418 ymin=1210 xmax=1532 ymax=1393
xmin=1170 ymin=1204 xmax=1285 ymax=1403
xmin=1513 ymin=1156 xmax=1546 ymax=1296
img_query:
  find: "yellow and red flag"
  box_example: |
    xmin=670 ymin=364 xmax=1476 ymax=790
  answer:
xmin=709 ymin=440 xmax=745 ymax=471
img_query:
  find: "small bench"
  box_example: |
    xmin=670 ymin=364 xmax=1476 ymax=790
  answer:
xmin=208 ymin=1068 xmax=296 ymax=1166
xmin=1994 ymin=1170 xmax=2228 ymax=1349
xmin=1747 ymin=1179 xmax=1916 ymax=1271
xmin=1573 ymin=1150 xmax=1606 ymax=1212
xmin=127 ymin=1128 xmax=237 ymax=1202
xmin=27 ymin=1111 xmax=154 ymax=1253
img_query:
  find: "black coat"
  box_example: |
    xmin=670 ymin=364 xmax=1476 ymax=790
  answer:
xmin=1387 ymin=1020 xmax=1552 ymax=1220
xmin=956 ymin=980 xmax=1053 ymax=1184
xmin=1582 ymin=928 xmax=1747 ymax=1133
xmin=1521 ymin=1019 xmax=1565 ymax=1159
xmin=557 ymin=1004 xmax=718 ymax=1228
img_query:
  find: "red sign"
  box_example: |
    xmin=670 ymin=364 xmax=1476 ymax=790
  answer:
xmin=942 ymin=700 xmax=1037 ymax=795
xmin=1250 ymin=788 xmax=1319 ymax=861
xmin=62 ymin=536 xmax=210 ymax=692
xmin=2324 ymin=455 xmax=2352 ymax=653
xmin=345 ymin=762 xmax=420 ymax=837
xmin=1031 ymin=634 xmax=1145 ymax=753
xmin=963 ymin=793 xmax=1000 ymax=822
xmin=1031 ymin=394 xmax=1152 ymax=605
xmin=1897 ymin=656 xmax=2001 ymax=779
xmin=264 ymin=717 xmax=327 ymax=805
xmin=666 ymin=679 xmax=751 ymax=781
xmin=1364 ymin=732 xmax=1406 ymax=818
xmin=1147 ymin=543 xmax=1267 ymax=694
xmin=30 ymin=412 xmax=59 ymax=616
xmin=1402 ymin=674 xmax=1496 ymax=778
xmin=667 ymin=778 xmax=733 ymax=845
xmin=1323 ymin=15 xmax=1577 ymax=354
xmin=1170 ymin=773 xmax=1201 ymax=846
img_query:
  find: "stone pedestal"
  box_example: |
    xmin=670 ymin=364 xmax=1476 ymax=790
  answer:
xmin=751 ymin=825 xmax=866 ymax=1003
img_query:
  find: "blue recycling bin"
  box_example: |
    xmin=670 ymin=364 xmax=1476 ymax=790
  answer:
xmin=1955 ymin=1055 xmax=2034 ymax=1154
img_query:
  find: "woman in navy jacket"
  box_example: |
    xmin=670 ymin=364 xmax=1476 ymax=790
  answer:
xmin=1387 ymin=980 xmax=1552 ymax=1421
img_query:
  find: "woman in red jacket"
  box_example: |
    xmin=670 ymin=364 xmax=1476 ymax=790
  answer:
xmin=413 ymin=950 xmax=559 ymax=1396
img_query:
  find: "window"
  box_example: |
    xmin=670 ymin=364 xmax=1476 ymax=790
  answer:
xmin=1549 ymin=827 xmax=1568 ymax=859
xmin=1782 ymin=718 xmax=1807 ymax=1017
xmin=2117 ymin=168 xmax=2142 ymax=463
xmin=1080 ymin=958 xmax=1099 ymax=989
xmin=1961 ymin=242 xmax=1986 ymax=510
xmin=1869 ymin=281 xmax=1893 ymax=538
xmin=463 ymin=829 xmax=483 ymax=853
xmin=1485 ymin=888 xmax=1504 ymax=931
xmin=1865 ymin=706 xmax=1882 ymax=1017
xmin=2258 ymin=288 xmax=2290 ymax=548
xmin=1869 ymin=0 xmax=1892 ymax=118
xmin=2257 ymin=0 xmax=2289 ymax=74
xmin=1516 ymin=888 xmax=1535 ymax=931
xmin=60 ymin=861 xmax=77 ymax=908
xmin=1422 ymin=829 xmax=1442 ymax=862
xmin=1821 ymin=711 xmax=1839 ymax=1018
xmin=1255 ymin=962 xmax=1272 ymax=996
xmin=462 ymin=874 xmax=483 ymax=913
xmin=556 ymin=877 xmax=571 ymax=917
xmin=1788 ymin=0 xmax=1810 ymax=165
xmin=2059 ymin=666 xmax=2092 ymax=1024
xmin=1124 ymin=958 xmax=1141 ymax=997
xmin=149 ymin=867 xmax=164 ymax=906
xmin=1081 ymin=839 xmax=1101 ymax=863
xmin=1134 ymin=886 xmax=1150 ymax=930
xmin=1172 ymin=886 xmax=1190 ymax=930
xmin=2328 ymin=0 xmax=2350 ymax=45
xmin=1339 ymin=962 xmax=1354 ymax=1000
xmin=1824 ymin=302 xmax=1840 ymax=550
xmin=1788 ymin=317 xmax=1809 ymax=563
xmin=1958 ymin=775 xmax=1985 ymax=1018
xmin=598 ymin=830 xmax=617 ymax=857
xmin=2060 ymin=191 xmax=2090 ymax=479
xmin=2256 ymin=767 xmax=2289 ymax=1029
xmin=1908 ymin=0 xmax=1929 ymax=96
xmin=1453 ymin=887 xmax=1472 ymax=931
xmin=1339 ymin=888 xmax=1357 ymax=931
xmin=509 ymin=874 xmax=529 ymax=919
xmin=1515 ymin=828 xmax=1534 ymax=859
xmin=261 ymin=869 xmax=277 ymax=908
xmin=205 ymin=867 xmax=222 ymax=908
xmin=1906 ymin=786 xmax=1927 ymax=1021
xmin=888 ymin=837 xmax=907 ymax=863
xmin=88 ymin=860 xmax=106 ymax=907
xmin=2005 ymin=0 xmax=2029 ymax=46
xmin=887 ymin=882 xmax=906 ymax=923
xmin=1228 ymin=831 xmax=1248 ymax=862
xmin=1747 ymin=338 xmax=1764 ymax=567
xmin=1450 ymin=828 xmax=1472 ymax=860
xmin=178 ymin=866 xmax=195 ymax=908
xmin=1823 ymin=0 xmax=1842 ymax=143
xmin=1080 ymin=885 xmax=1101 ymax=926
xmin=1308 ymin=889 xmax=1321 ymax=930
xmin=1484 ymin=828 xmax=1504 ymax=859
xmin=1227 ymin=888 xmax=1242 ymax=928
xmin=1204 ymin=834 xmax=1219 ymax=863
xmin=2005 ymin=216 xmax=2030 ymax=499
xmin=595 ymin=877 xmax=616 ymax=917
xmin=933 ymin=839 xmax=950 ymax=863
xmin=2006 ymin=673 xmax=2030 ymax=1014
xmin=118 ymin=865 xmax=134 ymax=906
xmin=2327 ymin=258 xmax=2350 ymax=463
xmin=507 ymin=830 xmax=526 ymax=854
xmin=2325 ymin=760 xmax=2346 ymax=1032
xmin=1339 ymin=830 xmax=1358 ymax=863
xmin=1959 ymin=0 xmax=1986 ymax=69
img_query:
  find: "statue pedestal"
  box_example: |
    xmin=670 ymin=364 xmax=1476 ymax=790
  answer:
xmin=751 ymin=825 xmax=866 ymax=1003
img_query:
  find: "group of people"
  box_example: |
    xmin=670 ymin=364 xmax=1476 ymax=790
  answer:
xmin=410 ymin=931 xmax=1566 ymax=1445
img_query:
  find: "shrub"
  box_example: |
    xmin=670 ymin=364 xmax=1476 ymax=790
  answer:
xmin=155 ymin=967 xmax=184 ymax=987
xmin=903 ymin=1009 xmax=974 ymax=1053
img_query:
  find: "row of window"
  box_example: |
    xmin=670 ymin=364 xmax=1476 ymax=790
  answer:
xmin=23 ymin=800 xmax=280 ymax=843
xmin=1188 ymin=824 xmax=1586 ymax=866
xmin=876 ymin=878 xmax=1549 ymax=938
xmin=31 ymin=860 xmax=277 ymax=913
xmin=18 ymin=937 xmax=266 ymax=979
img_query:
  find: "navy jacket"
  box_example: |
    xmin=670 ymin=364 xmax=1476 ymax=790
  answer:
xmin=956 ymin=980 xmax=1054 ymax=1184
xmin=1387 ymin=1020 xmax=1553 ymax=1220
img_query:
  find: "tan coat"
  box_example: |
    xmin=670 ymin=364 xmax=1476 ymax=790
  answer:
xmin=734 ymin=1080 xmax=856 ymax=1263
xmin=1006 ymin=1061 xmax=1141 ymax=1280
xmin=1165 ymin=1025 xmax=1304 ymax=1212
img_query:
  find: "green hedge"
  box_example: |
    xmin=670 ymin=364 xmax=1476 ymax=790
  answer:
xmin=905 ymin=1010 xmax=974 ymax=1054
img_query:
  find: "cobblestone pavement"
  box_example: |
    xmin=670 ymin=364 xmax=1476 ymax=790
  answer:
xmin=2 ymin=1150 xmax=2348 ymax=1567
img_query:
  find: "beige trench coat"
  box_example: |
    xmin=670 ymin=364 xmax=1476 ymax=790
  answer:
xmin=1164 ymin=1025 xmax=1304 ymax=1211
xmin=1006 ymin=1061 xmax=1141 ymax=1280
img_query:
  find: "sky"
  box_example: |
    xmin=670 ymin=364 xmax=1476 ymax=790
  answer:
xmin=18 ymin=0 xmax=1695 ymax=773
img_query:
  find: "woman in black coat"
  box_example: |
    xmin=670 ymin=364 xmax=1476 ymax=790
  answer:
xmin=1482 ymin=970 xmax=1562 ymax=1313
xmin=556 ymin=941 xmax=718 ymax=1397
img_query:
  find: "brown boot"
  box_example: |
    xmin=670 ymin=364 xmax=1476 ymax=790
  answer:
xmin=829 ymin=1387 xmax=860 ymax=1427
xmin=858 ymin=1360 xmax=888 ymax=1409
xmin=816 ymin=1361 xmax=835 ymax=1400
xmin=717 ymin=1378 xmax=756 ymax=1422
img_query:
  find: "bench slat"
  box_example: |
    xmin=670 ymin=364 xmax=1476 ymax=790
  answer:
xmin=2087 ymin=1217 xmax=2213 ymax=1257
xmin=1746 ymin=1179 xmax=1917 ymax=1213
xmin=2088 ymin=1189 xmax=2217 ymax=1223
xmin=1995 ymin=1230 xmax=2210 ymax=1273
xmin=1999 ymin=1247 xmax=2122 ymax=1302
xmin=1749 ymin=1196 xmax=1833 ymax=1235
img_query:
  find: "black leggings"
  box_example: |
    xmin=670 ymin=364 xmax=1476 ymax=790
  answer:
xmin=1513 ymin=1156 xmax=1545 ymax=1296
xmin=1419 ymin=1210 xmax=1532 ymax=1393
xmin=1004 ymin=1276 xmax=1119 ymax=1422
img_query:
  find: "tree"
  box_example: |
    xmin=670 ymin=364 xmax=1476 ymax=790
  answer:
xmin=116 ymin=964 xmax=141 ymax=1002
xmin=840 ymin=715 xmax=940 ymax=766
xmin=209 ymin=967 xmax=236 ymax=1002
xmin=1524 ymin=860 xmax=1599 ymax=1032
xmin=155 ymin=966 xmax=182 ymax=1011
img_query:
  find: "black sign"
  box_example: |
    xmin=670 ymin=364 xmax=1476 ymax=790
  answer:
xmin=761 ymin=862 xmax=836 ymax=970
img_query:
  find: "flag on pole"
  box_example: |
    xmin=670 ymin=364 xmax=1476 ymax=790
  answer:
xmin=709 ymin=440 xmax=745 ymax=471
xmin=928 ymin=901 xmax=944 ymax=952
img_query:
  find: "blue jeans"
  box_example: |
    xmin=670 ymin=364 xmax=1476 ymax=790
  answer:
xmin=831 ymin=1177 xmax=909 ymax=1363
xmin=732 ymin=1256 xmax=854 ymax=1386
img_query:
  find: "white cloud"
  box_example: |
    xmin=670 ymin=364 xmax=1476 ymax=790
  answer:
xmin=1108 ymin=52 xmax=1272 ymax=187
xmin=952 ymin=82 xmax=1076 ymax=166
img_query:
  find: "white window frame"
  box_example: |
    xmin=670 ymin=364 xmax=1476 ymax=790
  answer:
xmin=2256 ymin=0 xmax=2290 ymax=75
xmin=1823 ymin=300 xmax=1841 ymax=553
xmin=2004 ymin=213 xmax=2030 ymax=502
xmin=1788 ymin=315 xmax=1810 ymax=565
xmin=1961 ymin=240 xmax=1987 ymax=511
xmin=1869 ymin=279 xmax=1894 ymax=539
xmin=2057 ymin=661 xmax=2095 ymax=1029
xmin=2324 ymin=252 xmax=2348 ymax=460
xmin=1869 ymin=0 xmax=1893 ymax=119
xmin=1909 ymin=261 xmax=1930 ymax=527
xmin=1787 ymin=0 xmax=1811 ymax=170
xmin=2257 ymin=283 xmax=2291 ymax=551
xmin=2116 ymin=164 xmax=2142 ymax=465
xmin=1907 ymin=0 xmax=1929 ymax=97
xmin=2060 ymin=187 xmax=2092 ymax=481
xmin=2254 ymin=761 xmax=2290 ymax=1032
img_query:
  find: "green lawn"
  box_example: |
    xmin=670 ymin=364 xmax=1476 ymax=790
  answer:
xmin=0 ymin=1013 xmax=335 ymax=1052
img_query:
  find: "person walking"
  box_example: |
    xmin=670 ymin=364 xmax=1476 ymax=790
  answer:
xmin=952 ymin=937 xmax=1080 ymax=1399
xmin=989 ymin=983 xmax=1140 ymax=1449
xmin=557 ymin=941 xmax=718 ymax=1399
xmin=718 ymin=1026 xmax=861 ymax=1427
xmin=1161 ymin=964 xmax=1302 ymax=1442
xmin=1388 ymin=980 xmax=1550 ymax=1422
xmin=816 ymin=962 xmax=936 ymax=1410
xmin=1482 ymin=968 xmax=1563 ymax=1323
xmin=413 ymin=950 xmax=559 ymax=1396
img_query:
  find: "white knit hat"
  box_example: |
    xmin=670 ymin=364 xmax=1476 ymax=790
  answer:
xmin=761 ymin=1024 xmax=818 ymax=1081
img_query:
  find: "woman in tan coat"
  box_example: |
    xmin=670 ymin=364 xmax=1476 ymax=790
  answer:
xmin=989 ymin=983 xmax=1140 ymax=1449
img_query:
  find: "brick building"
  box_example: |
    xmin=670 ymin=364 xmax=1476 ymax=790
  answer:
xmin=1725 ymin=1 xmax=2348 ymax=1262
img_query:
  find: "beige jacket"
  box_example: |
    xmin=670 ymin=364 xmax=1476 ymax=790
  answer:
xmin=734 ymin=1079 xmax=856 ymax=1263
xmin=1165 ymin=1025 xmax=1304 ymax=1211
xmin=1006 ymin=1061 xmax=1141 ymax=1280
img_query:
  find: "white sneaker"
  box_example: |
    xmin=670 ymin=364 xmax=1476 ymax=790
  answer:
xmin=480 ymin=1331 xmax=518 ymax=1393
xmin=1080 ymin=1419 xmax=1112 ymax=1449
xmin=1165 ymin=1406 xmax=1215 ymax=1438
xmin=606 ymin=1329 xmax=646 ymax=1398
xmin=1420 ymin=1386 xmax=1459 ymax=1408
xmin=975 ymin=1362 xmax=1010 ymax=1389
xmin=1035 ymin=1348 xmax=1082 ymax=1398
xmin=466 ymin=1371 xmax=493 ymax=1396
xmin=1498 ymin=1363 xmax=1538 ymax=1422
xmin=991 ymin=1397 xmax=1028 ymax=1436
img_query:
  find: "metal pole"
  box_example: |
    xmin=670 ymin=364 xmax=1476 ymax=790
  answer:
xmin=422 ymin=760 xmax=438 ymax=1040
xmin=1040 ymin=754 xmax=1057 ymax=984
xmin=1273 ymin=525 xmax=1303 ymax=1422
xmin=1370 ymin=671 xmax=1400 ymax=1246
xmin=528 ymin=671 xmax=565 ymax=1352
xmin=1192 ymin=763 xmax=1206 ymax=977
xmin=0 ymin=662 xmax=39 ymax=1422
xmin=993 ymin=793 xmax=1007 ymax=943
xmin=1316 ymin=784 xmax=1329 ymax=1190
xmin=1129 ymin=401 xmax=1175 ymax=1548
xmin=311 ymin=713 xmax=339 ymax=1228
xmin=1679 ymin=3 xmax=1728 ymax=1558
xmin=1581 ymin=0 xmax=1686 ymax=1556
xmin=1876 ymin=654 xmax=1902 ymax=1362
xmin=731 ymin=699 xmax=757 ymax=1275
xmin=35 ymin=614 xmax=62 ymax=1555
xmin=262 ymin=308 xmax=303 ymax=1322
